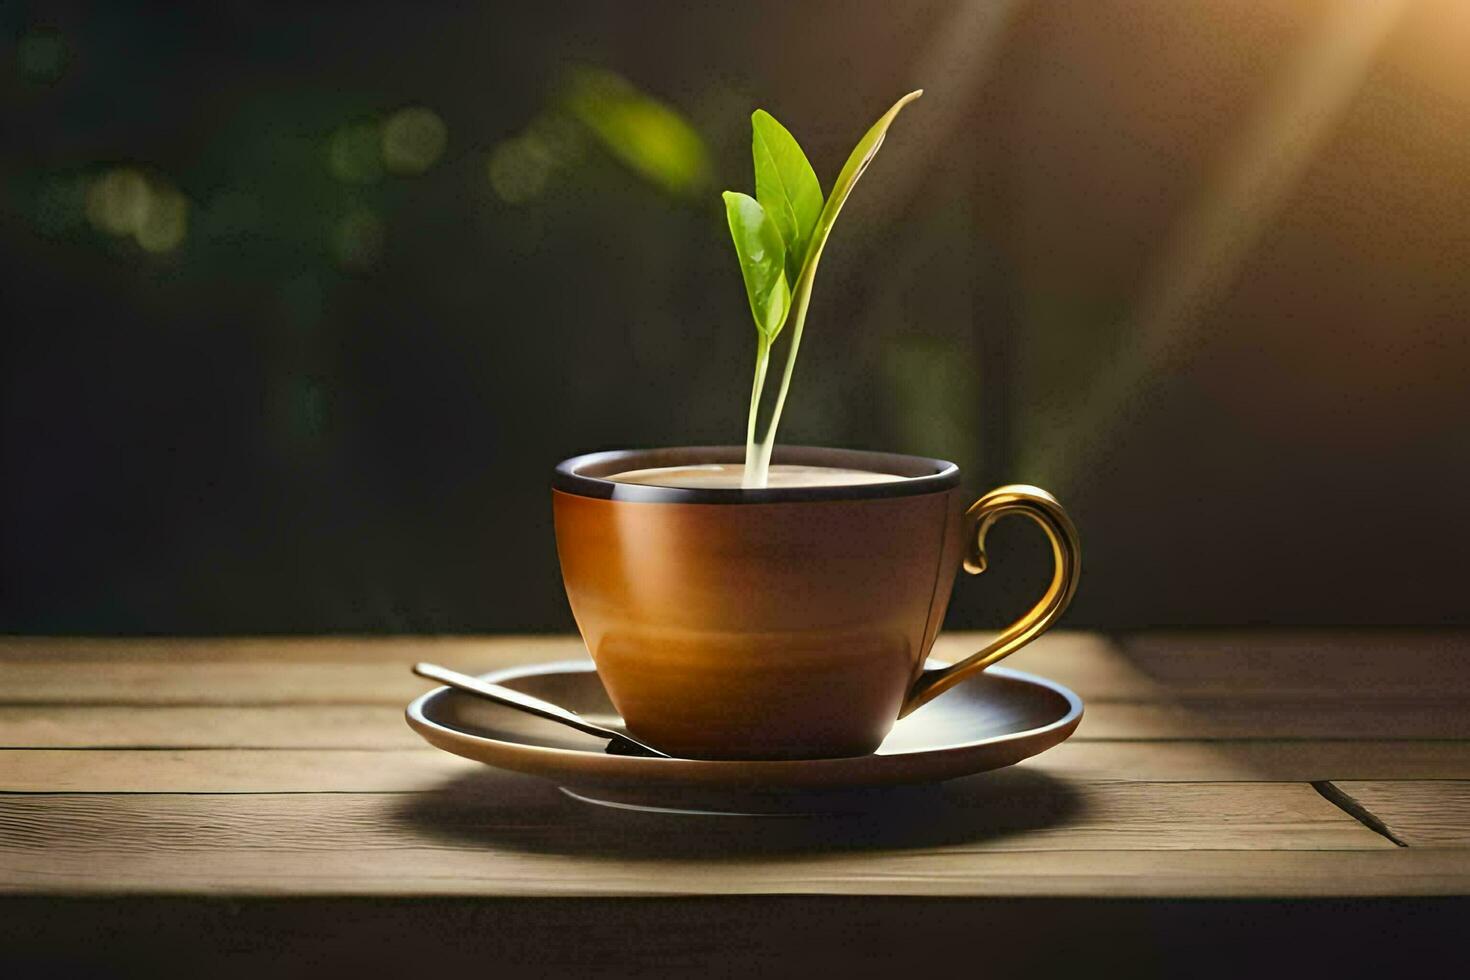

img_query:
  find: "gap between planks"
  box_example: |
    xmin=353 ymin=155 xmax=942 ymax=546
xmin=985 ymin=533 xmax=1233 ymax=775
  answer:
xmin=1312 ymin=781 xmax=1407 ymax=847
xmin=1319 ymin=781 xmax=1470 ymax=847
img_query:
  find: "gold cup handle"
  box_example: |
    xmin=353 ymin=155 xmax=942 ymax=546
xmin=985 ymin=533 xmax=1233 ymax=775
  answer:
xmin=900 ymin=484 xmax=1082 ymax=717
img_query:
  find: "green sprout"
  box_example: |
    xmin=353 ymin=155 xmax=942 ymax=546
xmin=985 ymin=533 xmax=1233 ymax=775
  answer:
xmin=723 ymin=90 xmax=922 ymax=487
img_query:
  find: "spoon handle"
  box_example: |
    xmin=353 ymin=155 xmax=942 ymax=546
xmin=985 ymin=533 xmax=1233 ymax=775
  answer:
xmin=412 ymin=662 xmax=620 ymax=740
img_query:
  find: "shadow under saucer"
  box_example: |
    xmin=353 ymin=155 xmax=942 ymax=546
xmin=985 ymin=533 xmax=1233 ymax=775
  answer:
xmin=391 ymin=765 xmax=1084 ymax=859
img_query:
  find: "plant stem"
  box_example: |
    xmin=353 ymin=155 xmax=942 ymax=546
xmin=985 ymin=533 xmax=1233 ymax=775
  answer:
xmin=754 ymin=279 xmax=814 ymax=478
xmin=743 ymin=334 xmax=771 ymax=486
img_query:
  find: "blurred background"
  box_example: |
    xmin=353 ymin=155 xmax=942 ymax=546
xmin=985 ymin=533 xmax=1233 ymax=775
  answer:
xmin=2 ymin=0 xmax=1467 ymax=635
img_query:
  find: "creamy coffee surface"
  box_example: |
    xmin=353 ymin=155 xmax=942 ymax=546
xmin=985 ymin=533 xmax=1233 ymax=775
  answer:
xmin=606 ymin=463 xmax=906 ymax=489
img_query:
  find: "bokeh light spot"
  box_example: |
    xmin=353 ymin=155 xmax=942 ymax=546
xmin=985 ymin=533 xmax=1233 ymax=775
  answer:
xmin=382 ymin=106 xmax=447 ymax=175
xmin=487 ymin=137 xmax=553 ymax=204
xmin=328 ymin=122 xmax=384 ymax=184
xmin=334 ymin=209 xmax=385 ymax=270
xmin=135 ymin=187 xmax=189 ymax=253
xmin=84 ymin=168 xmax=190 ymax=254
xmin=86 ymin=168 xmax=151 ymax=236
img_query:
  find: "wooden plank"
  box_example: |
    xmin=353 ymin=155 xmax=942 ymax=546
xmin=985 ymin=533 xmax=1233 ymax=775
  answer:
xmin=4 ymin=631 xmax=1467 ymax=704
xmin=0 ymin=778 xmax=1392 ymax=857
xmin=1076 ymin=699 xmax=1470 ymax=740
xmin=4 ymin=698 xmax=1468 ymax=749
xmin=3 ymin=847 xmax=1463 ymax=899
xmin=0 ymin=633 xmax=1147 ymax=703
xmin=1029 ymin=740 xmax=1470 ymax=782
xmin=0 ymin=661 xmax=468 ymax=706
xmin=0 ymin=705 xmax=421 ymax=748
xmin=1 ymin=632 xmax=1111 ymax=670
xmin=1327 ymin=781 xmax=1470 ymax=847
xmin=0 ymin=776 xmax=1414 ymax=900
xmin=932 ymin=631 xmax=1140 ymax=698
xmin=1117 ymin=630 xmax=1470 ymax=697
xmin=0 ymin=749 xmax=479 ymax=792
xmin=0 ymin=634 xmax=590 ymax=665
xmin=7 ymin=741 xmax=1470 ymax=793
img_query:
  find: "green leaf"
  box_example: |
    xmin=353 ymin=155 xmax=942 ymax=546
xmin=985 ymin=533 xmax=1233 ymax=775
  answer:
xmin=722 ymin=190 xmax=791 ymax=340
xmin=793 ymin=89 xmax=922 ymax=296
xmin=749 ymin=90 xmax=924 ymax=482
xmin=751 ymin=110 xmax=822 ymax=283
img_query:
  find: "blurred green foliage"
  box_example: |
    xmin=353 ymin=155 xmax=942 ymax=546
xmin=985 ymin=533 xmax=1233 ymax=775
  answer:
xmin=562 ymin=67 xmax=711 ymax=198
xmin=8 ymin=2 xmax=1464 ymax=634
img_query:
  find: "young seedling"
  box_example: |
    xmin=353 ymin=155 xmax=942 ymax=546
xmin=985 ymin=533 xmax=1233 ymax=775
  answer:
xmin=723 ymin=89 xmax=922 ymax=488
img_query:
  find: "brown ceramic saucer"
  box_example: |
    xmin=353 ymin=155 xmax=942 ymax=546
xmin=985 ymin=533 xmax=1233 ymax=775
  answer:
xmin=405 ymin=659 xmax=1083 ymax=815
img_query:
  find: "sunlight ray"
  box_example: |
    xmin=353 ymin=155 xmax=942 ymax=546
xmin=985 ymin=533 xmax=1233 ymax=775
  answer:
xmin=1026 ymin=0 xmax=1410 ymax=489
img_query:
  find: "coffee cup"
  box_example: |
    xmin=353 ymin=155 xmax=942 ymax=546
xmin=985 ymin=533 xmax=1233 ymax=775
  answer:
xmin=552 ymin=445 xmax=1080 ymax=760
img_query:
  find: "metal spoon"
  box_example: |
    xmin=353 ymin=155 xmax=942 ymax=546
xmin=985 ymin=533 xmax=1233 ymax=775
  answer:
xmin=412 ymin=662 xmax=671 ymax=758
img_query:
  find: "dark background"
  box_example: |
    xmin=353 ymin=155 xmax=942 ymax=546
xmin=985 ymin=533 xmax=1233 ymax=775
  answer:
xmin=3 ymin=1 xmax=1467 ymax=634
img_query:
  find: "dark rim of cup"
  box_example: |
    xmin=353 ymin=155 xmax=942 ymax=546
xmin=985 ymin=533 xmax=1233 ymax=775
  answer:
xmin=552 ymin=446 xmax=961 ymax=504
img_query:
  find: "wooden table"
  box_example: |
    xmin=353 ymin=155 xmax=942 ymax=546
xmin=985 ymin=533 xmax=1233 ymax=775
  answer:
xmin=3 ymin=631 xmax=1468 ymax=975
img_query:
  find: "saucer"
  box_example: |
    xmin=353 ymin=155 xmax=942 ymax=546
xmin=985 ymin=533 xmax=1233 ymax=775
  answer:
xmin=405 ymin=659 xmax=1083 ymax=815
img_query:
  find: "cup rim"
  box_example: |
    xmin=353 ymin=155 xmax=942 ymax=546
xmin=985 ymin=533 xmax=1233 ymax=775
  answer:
xmin=552 ymin=445 xmax=960 ymax=504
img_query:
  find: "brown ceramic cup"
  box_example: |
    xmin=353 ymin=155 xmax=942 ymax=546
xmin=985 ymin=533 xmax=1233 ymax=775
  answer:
xmin=552 ymin=446 xmax=1080 ymax=760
